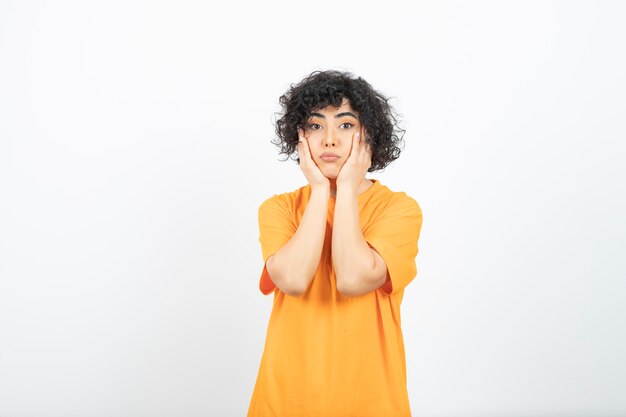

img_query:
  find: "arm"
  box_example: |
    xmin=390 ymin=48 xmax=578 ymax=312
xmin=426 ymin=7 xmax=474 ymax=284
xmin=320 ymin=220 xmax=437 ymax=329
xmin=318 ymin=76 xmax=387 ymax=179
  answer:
xmin=332 ymin=187 xmax=388 ymax=297
xmin=266 ymin=186 xmax=330 ymax=296
xmin=331 ymin=129 xmax=388 ymax=297
xmin=265 ymin=131 xmax=332 ymax=296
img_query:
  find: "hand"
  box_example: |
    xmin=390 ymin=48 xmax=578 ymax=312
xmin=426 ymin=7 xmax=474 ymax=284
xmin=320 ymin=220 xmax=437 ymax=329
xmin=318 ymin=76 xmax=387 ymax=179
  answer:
xmin=297 ymin=128 xmax=330 ymax=190
xmin=336 ymin=126 xmax=372 ymax=192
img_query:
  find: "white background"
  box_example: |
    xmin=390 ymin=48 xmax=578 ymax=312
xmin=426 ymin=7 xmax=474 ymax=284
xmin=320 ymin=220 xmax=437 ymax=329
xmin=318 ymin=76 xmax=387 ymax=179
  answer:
xmin=1 ymin=1 xmax=625 ymax=416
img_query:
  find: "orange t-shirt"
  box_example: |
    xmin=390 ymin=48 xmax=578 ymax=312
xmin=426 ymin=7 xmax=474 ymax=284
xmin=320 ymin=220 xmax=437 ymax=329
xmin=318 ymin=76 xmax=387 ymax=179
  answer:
xmin=247 ymin=179 xmax=423 ymax=417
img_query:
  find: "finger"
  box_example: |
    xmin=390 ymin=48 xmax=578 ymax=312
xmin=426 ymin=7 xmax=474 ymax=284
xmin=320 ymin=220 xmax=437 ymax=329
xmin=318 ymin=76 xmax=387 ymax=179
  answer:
xmin=359 ymin=129 xmax=366 ymax=157
xmin=358 ymin=130 xmax=367 ymax=155
xmin=362 ymin=128 xmax=371 ymax=153
xmin=350 ymin=132 xmax=360 ymax=158
xmin=363 ymin=143 xmax=372 ymax=164
xmin=300 ymin=140 xmax=308 ymax=164
xmin=304 ymin=138 xmax=317 ymax=167
xmin=359 ymin=137 xmax=371 ymax=165
xmin=298 ymin=130 xmax=308 ymax=164
xmin=303 ymin=136 xmax=312 ymax=160
xmin=357 ymin=138 xmax=367 ymax=165
xmin=297 ymin=129 xmax=306 ymax=148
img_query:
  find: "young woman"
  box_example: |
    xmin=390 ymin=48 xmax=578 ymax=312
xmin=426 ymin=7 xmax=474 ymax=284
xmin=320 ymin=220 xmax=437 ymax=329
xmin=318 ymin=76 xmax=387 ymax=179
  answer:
xmin=247 ymin=70 xmax=423 ymax=417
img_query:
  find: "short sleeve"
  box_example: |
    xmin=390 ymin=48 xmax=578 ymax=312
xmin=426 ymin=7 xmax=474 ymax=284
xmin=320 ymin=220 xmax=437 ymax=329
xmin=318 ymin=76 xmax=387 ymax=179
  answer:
xmin=363 ymin=195 xmax=423 ymax=296
xmin=257 ymin=196 xmax=297 ymax=295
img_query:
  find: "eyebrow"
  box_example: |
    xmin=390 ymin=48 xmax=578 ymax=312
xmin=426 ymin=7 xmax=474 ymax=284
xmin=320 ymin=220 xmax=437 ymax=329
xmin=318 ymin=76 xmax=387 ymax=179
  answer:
xmin=310 ymin=112 xmax=358 ymax=120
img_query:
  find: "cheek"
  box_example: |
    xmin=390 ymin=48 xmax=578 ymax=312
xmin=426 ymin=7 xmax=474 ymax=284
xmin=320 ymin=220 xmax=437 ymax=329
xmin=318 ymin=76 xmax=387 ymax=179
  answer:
xmin=342 ymin=130 xmax=358 ymax=144
xmin=305 ymin=129 xmax=324 ymax=140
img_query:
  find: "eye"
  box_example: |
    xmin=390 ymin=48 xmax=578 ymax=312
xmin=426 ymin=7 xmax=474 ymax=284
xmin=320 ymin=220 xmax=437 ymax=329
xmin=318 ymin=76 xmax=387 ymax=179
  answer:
xmin=306 ymin=123 xmax=322 ymax=130
xmin=340 ymin=122 xmax=354 ymax=129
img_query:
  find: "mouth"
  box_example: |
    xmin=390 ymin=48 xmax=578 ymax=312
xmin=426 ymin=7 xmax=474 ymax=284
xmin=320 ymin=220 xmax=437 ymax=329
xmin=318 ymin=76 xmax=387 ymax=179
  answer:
xmin=320 ymin=155 xmax=340 ymax=162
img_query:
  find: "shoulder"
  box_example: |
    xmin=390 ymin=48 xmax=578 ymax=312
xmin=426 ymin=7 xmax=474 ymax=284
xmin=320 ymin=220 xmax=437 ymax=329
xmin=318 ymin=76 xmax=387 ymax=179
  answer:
xmin=393 ymin=191 xmax=422 ymax=215
xmin=369 ymin=181 xmax=422 ymax=217
xmin=258 ymin=184 xmax=309 ymax=212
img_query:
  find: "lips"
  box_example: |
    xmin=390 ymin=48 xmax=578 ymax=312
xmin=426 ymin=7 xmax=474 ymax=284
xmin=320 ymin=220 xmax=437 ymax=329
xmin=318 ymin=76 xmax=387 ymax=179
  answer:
xmin=320 ymin=154 xmax=339 ymax=162
xmin=320 ymin=153 xmax=340 ymax=162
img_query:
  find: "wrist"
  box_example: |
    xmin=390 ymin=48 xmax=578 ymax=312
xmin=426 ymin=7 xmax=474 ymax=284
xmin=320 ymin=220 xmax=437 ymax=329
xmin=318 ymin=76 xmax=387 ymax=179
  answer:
xmin=336 ymin=181 xmax=359 ymax=194
xmin=335 ymin=185 xmax=359 ymax=199
xmin=311 ymin=184 xmax=331 ymax=197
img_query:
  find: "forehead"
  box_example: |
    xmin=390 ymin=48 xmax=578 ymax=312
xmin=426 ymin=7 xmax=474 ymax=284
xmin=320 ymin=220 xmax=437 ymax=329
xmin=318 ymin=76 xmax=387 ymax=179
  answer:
xmin=311 ymin=98 xmax=357 ymax=117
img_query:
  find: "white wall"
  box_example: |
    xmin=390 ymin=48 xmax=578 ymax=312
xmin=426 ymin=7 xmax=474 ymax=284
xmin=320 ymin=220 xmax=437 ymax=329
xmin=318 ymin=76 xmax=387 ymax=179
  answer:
xmin=1 ymin=1 xmax=624 ymax=416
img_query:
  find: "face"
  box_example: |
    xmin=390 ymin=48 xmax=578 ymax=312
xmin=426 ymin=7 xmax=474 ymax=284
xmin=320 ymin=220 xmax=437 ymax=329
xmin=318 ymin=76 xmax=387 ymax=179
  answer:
xmin=302 ymin=98 xmax=362 ymax=179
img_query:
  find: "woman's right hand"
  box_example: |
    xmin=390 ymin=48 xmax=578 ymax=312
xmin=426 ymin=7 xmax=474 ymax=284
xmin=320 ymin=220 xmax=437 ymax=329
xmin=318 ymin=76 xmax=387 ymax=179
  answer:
xmin=298 ymin=129 xmax=330 ymax=190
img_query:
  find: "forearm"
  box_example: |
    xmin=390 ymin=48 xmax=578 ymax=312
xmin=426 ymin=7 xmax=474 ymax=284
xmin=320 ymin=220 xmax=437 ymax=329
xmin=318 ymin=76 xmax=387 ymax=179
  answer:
xmin=331 ymin=188 xmax=377 ymax=293
xmin=267 ymin=186 xmax=330 ymax=295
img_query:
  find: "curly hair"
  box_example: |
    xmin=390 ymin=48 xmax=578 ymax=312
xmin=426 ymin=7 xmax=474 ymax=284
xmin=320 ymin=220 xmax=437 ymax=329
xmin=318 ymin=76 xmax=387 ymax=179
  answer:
xmin=272 ymin=70 xmax=405 ymax=172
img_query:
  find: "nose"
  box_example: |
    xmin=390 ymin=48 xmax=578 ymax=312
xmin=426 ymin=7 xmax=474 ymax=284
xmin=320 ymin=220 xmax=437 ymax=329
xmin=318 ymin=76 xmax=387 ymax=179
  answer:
xmin=324 ymin=130 xmax=336 ymax=147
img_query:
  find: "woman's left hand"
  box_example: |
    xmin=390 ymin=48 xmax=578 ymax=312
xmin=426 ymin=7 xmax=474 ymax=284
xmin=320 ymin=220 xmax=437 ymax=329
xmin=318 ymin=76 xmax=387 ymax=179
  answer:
xmin=336 ymin=126 xmax=373 ymax=192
